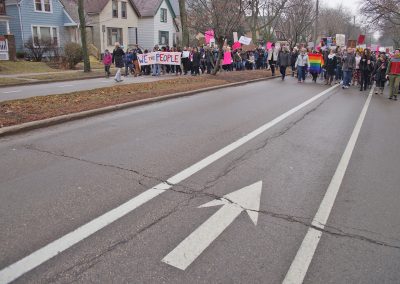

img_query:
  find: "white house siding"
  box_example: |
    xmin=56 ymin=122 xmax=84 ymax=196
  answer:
xmin=153 ymin=0 xmax=177 ymax=48
xmin=99 ymin=0 xmax=139 ymax=52
xmin=137 ymin=17 xmax=154 ymax=51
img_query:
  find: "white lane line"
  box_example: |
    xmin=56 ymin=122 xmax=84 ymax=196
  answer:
xmin=2 ymin=90 xmax=21 ymax=94
xmin=56 ymin=84 xmax=74 ymax=88
xmin=0 ymin=84 xmax=338 ymax=284
xmin=282 ymin=86 xmax=374 ymax=284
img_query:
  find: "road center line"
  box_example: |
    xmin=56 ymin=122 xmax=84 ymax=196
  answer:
xmin=282 ymin=86 xmax=374 ymax=284
xmin=0 ymin=84 xmax=338 ymax=284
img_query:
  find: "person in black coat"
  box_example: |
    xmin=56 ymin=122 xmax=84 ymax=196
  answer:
xmin=325 ymin=49 xmax=337 ymax=85
xmin=192 ymin=47 xmax=201 ymax=76
xmin=112 ymin=42 xmax=125 ymax=82
xmin=372 ymin=53 xmax=388 ymax=95
xmin=359 ymin=49 xmax=374 ymax=91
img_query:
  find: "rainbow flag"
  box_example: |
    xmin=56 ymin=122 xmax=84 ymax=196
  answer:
xmin=308 ymin=53 xmax=323 ymax=73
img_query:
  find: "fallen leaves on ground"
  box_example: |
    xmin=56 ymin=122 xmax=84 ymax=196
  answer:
xmin=0 ymin=70 xmax=272 ymax=128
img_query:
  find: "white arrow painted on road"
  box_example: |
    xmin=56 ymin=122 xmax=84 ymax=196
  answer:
xmin=162 ymin=181 xmax=262 ymax=270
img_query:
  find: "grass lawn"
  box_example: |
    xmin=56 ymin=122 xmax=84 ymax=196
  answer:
xmin=76 ymin=56 xmax=104 ymax=70
xmin=0 ymin=77 xmax=33 ymax=86
xmin=0 ymin=70 xmax=273 ymax=128
xmin=0 ymin=61 xmax=61 ymax=75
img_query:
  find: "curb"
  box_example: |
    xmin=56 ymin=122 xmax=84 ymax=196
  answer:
xmin=0 ymin=75 xmax=280 ymax=138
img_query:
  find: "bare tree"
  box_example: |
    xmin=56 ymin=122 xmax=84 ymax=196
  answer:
xmin=187 ymin=0 xmax=250 ymax=74
xmin=78 ymin=0 xmax=91 ymax=72
xmin=361 ymin=0 xmax=400 ymax=28
xmin=178 ymin=0 xmax=190 ymax=46
xmin=247 ymin=0 xmax=288 ymax=43
xmin=275 ymin=0 xmax=314 ymax=48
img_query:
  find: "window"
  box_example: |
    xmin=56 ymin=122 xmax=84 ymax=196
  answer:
xmin=121 ymin=2 xmax=127 ymax=19
xmin=34 ymin=0 xmax=52 ymax=13
xmin=159 ymin=31 xmax=169 ymax=45
xmin=107 ymin=28 xmax=123 ymax=46
xmin=160 ymin=8 xmax=167 ymax=22
xmin=112 ymin=0 xmax=118 ymax=18
xmin=0 ymin=0 xmax=6 ymax=15
xmin=32 ymin=25 xmax=58 ymax=46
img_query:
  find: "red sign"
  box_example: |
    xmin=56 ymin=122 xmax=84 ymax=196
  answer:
xmin=358 ymin=35 xmax=365 ymax=45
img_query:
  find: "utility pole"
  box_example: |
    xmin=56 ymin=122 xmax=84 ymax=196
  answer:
xmin=313 ymin=0 xmax=319 ymax=47
xmin=78 ymin=0 xmax=91 ymax=72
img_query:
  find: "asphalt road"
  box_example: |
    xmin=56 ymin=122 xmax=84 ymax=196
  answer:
xmin=0 ymin=77 xmax=399 ymax=283
xmin=0 ymin=74 xmax=176 ymax=102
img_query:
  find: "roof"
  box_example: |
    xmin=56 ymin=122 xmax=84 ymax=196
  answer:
xmin=132 ymin=0 xmax=176 ymax=18
xmin=60 ymin=0 xmax=79 ymax=23
xmin=60 ymin=0 xmax=141 ymax=19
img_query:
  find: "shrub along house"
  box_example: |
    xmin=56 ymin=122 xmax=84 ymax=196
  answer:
xmin=4 ymin=0 xmax=76 ymax=53
xmin=133 ymin=0 xmax=179 ymax=50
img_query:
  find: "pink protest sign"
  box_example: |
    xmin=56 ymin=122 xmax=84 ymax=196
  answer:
xmin=232 ymin=41 xmax=241 ymax=50
xmin=223 ymin=52 xmax=232 ymax=65
xmin=205 ymin=30 xmax=214 ymax=44
xmin=266 ymin=42 xmax=272 ymax=50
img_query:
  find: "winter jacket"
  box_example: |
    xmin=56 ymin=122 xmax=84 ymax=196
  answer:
xmin=290 ymin=51 xmax=298 ymax=67
xmin=372 ymin=58 xmax=388 ymax=82
xmin=277 ymin=51 xmax=291 ymax=67
xmin=325 ymin=54 xmax=337 ymax=75
xmin=342 ymin=53 xmax=356 ymax=71
xmin=267 ymin=47 xmax=279 ymax=62
xmin=295 ymin=54 xmax=310 ymax=68
xmin=359 ymin=56 xmax=374 ymax=73
xmin=112 ymin=47 xmax=125 ymax=68
xmin=192 ymin=52 xmax=201 ymax=67
xmin=103 ymin=53 xmax=112 ymax=65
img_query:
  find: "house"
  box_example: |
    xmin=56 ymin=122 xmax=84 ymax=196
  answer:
xmin=133 ymin=0 xmax=179 ymax=50
xmin=61 ymin=0 xmax=141 ymax=54
xmin=4 ymin=0 xmax=76 ymax=52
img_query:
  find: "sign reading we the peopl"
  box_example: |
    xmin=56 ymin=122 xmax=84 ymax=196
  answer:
xmin=138 ymin=52 xmax=181 ymax=66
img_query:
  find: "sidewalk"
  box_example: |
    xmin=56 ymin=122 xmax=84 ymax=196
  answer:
xmin=0 ymin=68 xmax=108 ymax=78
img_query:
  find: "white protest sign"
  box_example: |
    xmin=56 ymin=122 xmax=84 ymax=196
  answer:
xmin=239 ymin=36 xmax=252 ymax=45
xmin=182 ymin=51 xmax=190 ymax=58
xmin=138 ymin=52 xmax=181 ymax=66
xmin=336 ymin=34 xmax=346 ymax=47
xmin=233 ymin=32 xmax=238 ymax=42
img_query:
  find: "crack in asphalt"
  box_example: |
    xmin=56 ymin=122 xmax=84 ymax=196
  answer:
xmin=202 ymin=95 xmax=332 ymax=191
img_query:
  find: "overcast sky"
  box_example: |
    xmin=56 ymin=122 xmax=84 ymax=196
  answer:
xmin=322 ymin=0 xmax=361 ymax=16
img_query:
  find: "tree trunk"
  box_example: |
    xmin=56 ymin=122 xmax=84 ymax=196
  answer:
xmin=178 ymin=0 xmax=189 ymax=46
xmin=78 ymin=0 xmax=91 ymax=72
xmin=211 ymin=37 xmax=224 ymax=75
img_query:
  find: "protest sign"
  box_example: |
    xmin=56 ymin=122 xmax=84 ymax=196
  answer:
xmin=138 ymin=52 xmax=181 ymax=66
xmin=182 ymin=51 xmax=190 ymax=58
xmin=336 ymin=34 xmax=345 ymax=46
xmin=205 ymin=30 xmax=214 ymax=44
xmin=232 ymin=41 xmax=241 ymax=50
xmin=266 ymin=42 xmax=272 ymax=50
xmin=239 ymin=36 xmax=252 ymax=45
xmin=233 ymin=32 xmax=238 ymax=42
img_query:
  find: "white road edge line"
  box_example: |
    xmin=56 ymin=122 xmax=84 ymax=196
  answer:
xmin=282 ymin=86 xmax=375 ymax=284
xmin=0 ymin=84 xmax=338 ymax=284
xmin=57 ymin=85 xmax=74 ymax=88
xmin=2 ymin=90 xmax=21 ymax=94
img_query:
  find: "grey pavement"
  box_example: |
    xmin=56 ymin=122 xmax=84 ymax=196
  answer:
xmin=0 ymin=77 xmax=399 ymax=283
xmin=0 ymin=73 xmax=177 ymax=102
